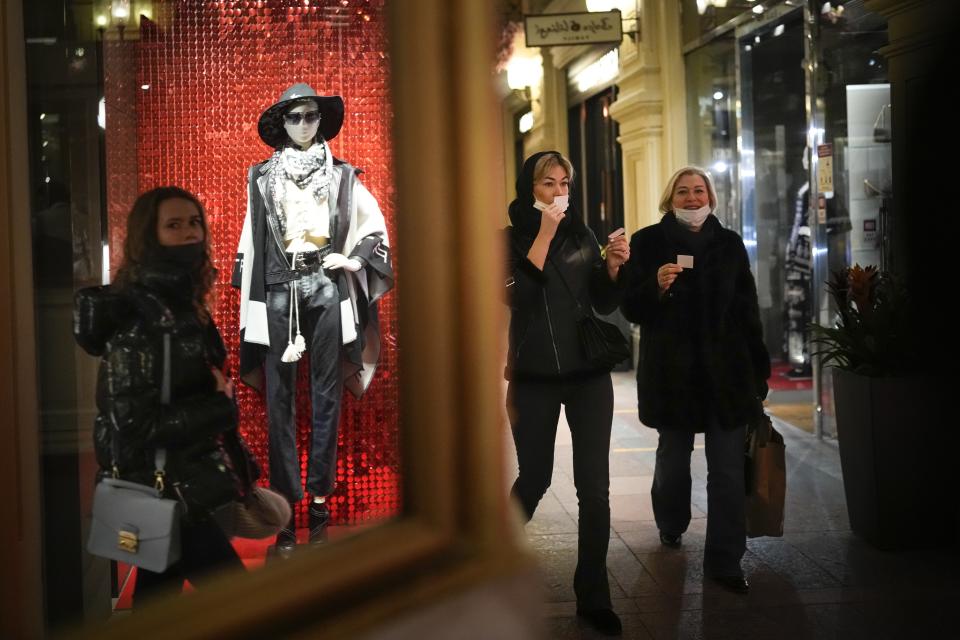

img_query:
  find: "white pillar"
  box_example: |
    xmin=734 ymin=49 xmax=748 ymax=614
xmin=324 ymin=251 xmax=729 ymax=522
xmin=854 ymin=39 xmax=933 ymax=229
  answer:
xmin=608 ymin=0 xmax=687 ymax=233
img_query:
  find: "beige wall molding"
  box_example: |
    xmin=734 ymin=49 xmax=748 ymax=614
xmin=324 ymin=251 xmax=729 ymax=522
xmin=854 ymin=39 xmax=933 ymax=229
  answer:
xmin=608 ymin=0 xmax=686 ymax=235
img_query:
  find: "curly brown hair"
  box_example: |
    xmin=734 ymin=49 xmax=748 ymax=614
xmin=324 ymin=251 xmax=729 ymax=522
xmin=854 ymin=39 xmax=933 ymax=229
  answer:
xmin=114 ymin=186 xmax=217 ymax=322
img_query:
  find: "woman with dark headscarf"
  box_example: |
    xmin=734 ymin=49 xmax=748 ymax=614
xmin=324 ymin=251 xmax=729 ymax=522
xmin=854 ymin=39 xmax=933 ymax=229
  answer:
xmin=503 ymin=151 xmax=629 ymax=636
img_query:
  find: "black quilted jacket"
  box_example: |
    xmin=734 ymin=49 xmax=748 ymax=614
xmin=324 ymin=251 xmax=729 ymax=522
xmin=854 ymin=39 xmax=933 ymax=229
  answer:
xmin=74 ymin=264 xmax=241 ymax=517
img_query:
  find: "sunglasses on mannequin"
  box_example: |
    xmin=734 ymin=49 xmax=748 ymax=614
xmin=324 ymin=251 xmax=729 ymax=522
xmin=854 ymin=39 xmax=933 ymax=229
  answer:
xmin=283 ymin=111 xmax=321 ymax=125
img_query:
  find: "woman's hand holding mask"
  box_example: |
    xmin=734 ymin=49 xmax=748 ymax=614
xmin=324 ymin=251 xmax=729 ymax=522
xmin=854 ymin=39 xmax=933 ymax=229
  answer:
xmin=533 ymin=195 xmax=568 ymax=241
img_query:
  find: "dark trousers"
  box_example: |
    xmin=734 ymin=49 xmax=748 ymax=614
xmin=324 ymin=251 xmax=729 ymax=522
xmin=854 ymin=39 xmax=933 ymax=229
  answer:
xmin=652 ymin=422 xmax=746 ymax=577
xmin=133 ymin=517 xmax=244 ymax=608
xmin=507 ymin=374 xmax=613 ymax=610
xmin=265 ymin=268 xmax=343 ymax=502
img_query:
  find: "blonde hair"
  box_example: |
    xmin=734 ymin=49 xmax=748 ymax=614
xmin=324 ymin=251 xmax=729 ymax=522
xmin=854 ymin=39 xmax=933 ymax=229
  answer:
xmin=533 ymin=152 xmax=575 ymax=185
xmin=658 ymin=166 xmax=718 ymax=214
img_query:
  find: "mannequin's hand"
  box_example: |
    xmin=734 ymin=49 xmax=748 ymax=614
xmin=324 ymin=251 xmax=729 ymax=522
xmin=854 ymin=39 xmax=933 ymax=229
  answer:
xmin=322 ymin=253 xmax=362 ymax=272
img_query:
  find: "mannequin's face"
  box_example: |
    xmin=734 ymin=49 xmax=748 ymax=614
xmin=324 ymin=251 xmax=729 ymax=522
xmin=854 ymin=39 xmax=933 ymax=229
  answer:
xmin=283 ymin=101 xmax=321 ymax=150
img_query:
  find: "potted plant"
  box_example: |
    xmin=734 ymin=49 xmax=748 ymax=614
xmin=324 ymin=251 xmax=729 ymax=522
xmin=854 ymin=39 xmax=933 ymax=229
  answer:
xmin=811 ymin=265 xmax=953 ymax=550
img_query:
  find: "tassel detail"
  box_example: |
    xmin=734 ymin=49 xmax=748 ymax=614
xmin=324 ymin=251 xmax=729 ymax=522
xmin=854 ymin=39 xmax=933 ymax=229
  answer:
xmin=281 ymin=250 xmax=306 ymax=363
xmin=281 ymin=340 xmax=303 ymax=363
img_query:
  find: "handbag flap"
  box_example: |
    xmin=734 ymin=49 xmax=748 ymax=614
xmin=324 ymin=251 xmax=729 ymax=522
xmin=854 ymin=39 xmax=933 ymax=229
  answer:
xmin=91 ymin=479 xmax=180 ymax=542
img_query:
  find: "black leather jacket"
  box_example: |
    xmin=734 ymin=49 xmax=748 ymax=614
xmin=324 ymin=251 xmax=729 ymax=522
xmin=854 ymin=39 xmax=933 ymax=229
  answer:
xmin=504 ymin=225 xmax=625 ymax=380
xmin=74 ymin=265 xmax=241 ymax=517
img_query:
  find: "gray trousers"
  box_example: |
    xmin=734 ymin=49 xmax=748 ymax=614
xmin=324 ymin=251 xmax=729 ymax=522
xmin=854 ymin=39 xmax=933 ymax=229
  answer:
xmin=652 ymin=422 xmax=746 ymax=577
xmin=264 ymin=268 xmax=343 ymax=502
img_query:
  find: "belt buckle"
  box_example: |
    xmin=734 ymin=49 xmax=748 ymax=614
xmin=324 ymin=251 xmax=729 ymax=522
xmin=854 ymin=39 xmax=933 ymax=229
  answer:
xmin=291 ymin=252 xmax=312 ymax=270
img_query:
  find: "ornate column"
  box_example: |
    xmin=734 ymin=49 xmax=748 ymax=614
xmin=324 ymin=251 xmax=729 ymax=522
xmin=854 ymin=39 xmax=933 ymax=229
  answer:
xmin=524 ymin=47 xmax=570 ymax=158
xmin=609 ymin=0 xmax=686 ymax=233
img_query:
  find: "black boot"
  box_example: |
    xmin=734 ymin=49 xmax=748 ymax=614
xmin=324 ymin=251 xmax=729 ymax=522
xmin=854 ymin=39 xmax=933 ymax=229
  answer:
xmin=309 ymin=502 xmax=330 ymax=544
xmin=274 ymin=510 xmax=297 ymax=558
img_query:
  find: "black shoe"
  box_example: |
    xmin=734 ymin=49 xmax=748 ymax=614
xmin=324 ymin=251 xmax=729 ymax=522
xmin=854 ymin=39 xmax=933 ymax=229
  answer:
xmin=274 ymin=512 xmax=297 ymax=557
xmin=308 ymin=502 xmax=330 ymax=544
xmin=710 ymin=575 xmax=750 ymax=594
xmin=659 ymin=531 xmax=682 ymax=548
xmin=576 ymin=608 xmax=622 ymax=636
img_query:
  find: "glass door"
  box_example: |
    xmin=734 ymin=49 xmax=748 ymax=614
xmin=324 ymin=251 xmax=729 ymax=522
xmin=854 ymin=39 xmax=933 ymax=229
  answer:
xmin=810 ymin=2 xmax=890 ymax=438
xmin=736 ymin=5 xmax=815 ymax=432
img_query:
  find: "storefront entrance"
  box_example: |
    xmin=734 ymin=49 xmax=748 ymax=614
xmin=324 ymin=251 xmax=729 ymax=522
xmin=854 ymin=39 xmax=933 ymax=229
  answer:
xmin=685 ymin=1 xmax=891 ymax=438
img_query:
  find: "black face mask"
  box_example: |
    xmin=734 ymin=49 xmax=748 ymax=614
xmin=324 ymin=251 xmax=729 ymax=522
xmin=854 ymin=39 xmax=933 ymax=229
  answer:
xmin=154 ymin=242 xmax=205 ymax=270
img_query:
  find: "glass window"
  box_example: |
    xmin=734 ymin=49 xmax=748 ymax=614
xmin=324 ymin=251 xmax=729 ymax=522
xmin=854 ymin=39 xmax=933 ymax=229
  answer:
xmin=684 ymin=32 xmax=737 ymax=229
xmin=23 ymin=0 xmax=401 ymax=629
xmin=681 ymin=0 xmax=758 ymax=45
xmin=813 ymin=1 xmax=889 ymax=438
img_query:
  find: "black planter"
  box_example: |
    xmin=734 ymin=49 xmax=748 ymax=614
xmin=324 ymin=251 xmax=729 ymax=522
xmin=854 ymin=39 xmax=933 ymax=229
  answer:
xmin=833 ymin=369 xmax=955 ymax=550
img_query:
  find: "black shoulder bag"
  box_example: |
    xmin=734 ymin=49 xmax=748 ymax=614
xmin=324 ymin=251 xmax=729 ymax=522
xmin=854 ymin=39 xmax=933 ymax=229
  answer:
xmin=548 ymin=253 xmax=630 ymax=370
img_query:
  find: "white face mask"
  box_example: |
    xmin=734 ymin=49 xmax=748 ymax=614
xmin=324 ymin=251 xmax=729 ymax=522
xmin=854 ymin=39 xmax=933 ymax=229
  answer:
xmin=533 ymin=194 xmax=569 ymax=213
xmin=674 ymin=204 xmax=711 ymax=228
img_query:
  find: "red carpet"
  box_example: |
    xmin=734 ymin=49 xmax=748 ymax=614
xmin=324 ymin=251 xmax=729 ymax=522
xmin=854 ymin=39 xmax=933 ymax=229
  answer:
xmin=767 ymin=361 xmax=812 ymax=392
xmin=113 ymin=527 xmax=370 ymax=610
xmin=115 ymin=537 xmax=275 ymax=609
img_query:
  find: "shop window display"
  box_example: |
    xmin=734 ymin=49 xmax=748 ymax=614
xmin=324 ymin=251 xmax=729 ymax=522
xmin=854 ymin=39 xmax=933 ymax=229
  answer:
xmin=24 ymin=0 xmax=399 ymax=625
xmin=811 ymin=1 xmax=889 ymax=437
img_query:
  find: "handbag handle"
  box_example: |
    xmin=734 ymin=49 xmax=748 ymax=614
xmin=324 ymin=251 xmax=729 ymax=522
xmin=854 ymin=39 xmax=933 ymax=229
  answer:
xmin=108 ymin=330 xmax=171 ymax=490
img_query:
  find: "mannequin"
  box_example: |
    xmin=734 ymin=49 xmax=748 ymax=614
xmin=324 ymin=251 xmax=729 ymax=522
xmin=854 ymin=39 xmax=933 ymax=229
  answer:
xmin=232 ymin=83 xmax=394 ymax=556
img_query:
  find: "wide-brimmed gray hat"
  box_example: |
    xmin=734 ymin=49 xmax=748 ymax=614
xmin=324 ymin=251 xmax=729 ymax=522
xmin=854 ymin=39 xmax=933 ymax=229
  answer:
xmin=257 ymin=83 xmax=345 ymax=149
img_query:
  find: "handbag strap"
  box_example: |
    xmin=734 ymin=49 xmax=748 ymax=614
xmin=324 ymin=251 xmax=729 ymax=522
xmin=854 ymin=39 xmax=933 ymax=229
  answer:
xmin=108 ymin=330 xmax=170 ymax=490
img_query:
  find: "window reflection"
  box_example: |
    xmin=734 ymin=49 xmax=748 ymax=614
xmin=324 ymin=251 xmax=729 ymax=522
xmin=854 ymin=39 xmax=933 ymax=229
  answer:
xmin=24 ymin=0 xmax=400 ymax=628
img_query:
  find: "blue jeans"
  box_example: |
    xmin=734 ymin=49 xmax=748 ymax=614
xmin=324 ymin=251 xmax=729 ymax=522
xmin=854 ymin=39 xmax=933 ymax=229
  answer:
xmin=652 ymin=422 xmax=747 ymax=577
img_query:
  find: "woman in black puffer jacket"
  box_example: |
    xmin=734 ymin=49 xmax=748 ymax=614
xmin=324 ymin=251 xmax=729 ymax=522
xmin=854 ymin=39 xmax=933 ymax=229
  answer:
xmin=503 ymin=151 xmax=630 ymax=637
xmin=75 ymin=186 xmax=245 ymax=607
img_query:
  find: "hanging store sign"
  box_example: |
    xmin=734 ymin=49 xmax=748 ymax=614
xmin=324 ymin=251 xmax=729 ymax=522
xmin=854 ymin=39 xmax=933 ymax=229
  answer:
xmin=817 ymin=143 xmax=834 ymax=194
xmin=525 ymin=11 xmax=623 ymax=47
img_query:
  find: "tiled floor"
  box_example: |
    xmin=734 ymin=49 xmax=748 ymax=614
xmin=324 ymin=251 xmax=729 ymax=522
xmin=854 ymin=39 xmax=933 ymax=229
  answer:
xmin=505 ymin=372 xmax=960 ymax=639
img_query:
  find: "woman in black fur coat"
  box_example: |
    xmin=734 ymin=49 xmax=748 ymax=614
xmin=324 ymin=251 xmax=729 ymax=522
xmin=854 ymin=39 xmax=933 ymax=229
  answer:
xmin=620 ymin=166 xmax=770 ymax=594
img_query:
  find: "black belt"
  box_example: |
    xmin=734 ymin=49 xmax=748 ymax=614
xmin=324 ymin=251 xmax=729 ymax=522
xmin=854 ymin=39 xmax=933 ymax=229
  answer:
xmin=289 ymin=245 xmax=331 ymax=270
xmin=265 ymin=246 xmax=333 ymax=285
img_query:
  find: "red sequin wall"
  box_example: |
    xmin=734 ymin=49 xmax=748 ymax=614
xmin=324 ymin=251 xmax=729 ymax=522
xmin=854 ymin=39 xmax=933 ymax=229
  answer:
xmin=103 ymin=0 xmax=399 ymax=526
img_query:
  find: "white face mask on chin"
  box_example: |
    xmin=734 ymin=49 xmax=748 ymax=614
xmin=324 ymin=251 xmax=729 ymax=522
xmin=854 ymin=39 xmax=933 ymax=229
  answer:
xmin=674 ymin=204 xmax=711 ymax=228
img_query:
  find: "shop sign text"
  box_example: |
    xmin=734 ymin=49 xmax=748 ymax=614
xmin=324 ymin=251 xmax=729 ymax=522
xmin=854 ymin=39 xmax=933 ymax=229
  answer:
xmin=525 ymin=11 xmax=623 ymax=47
